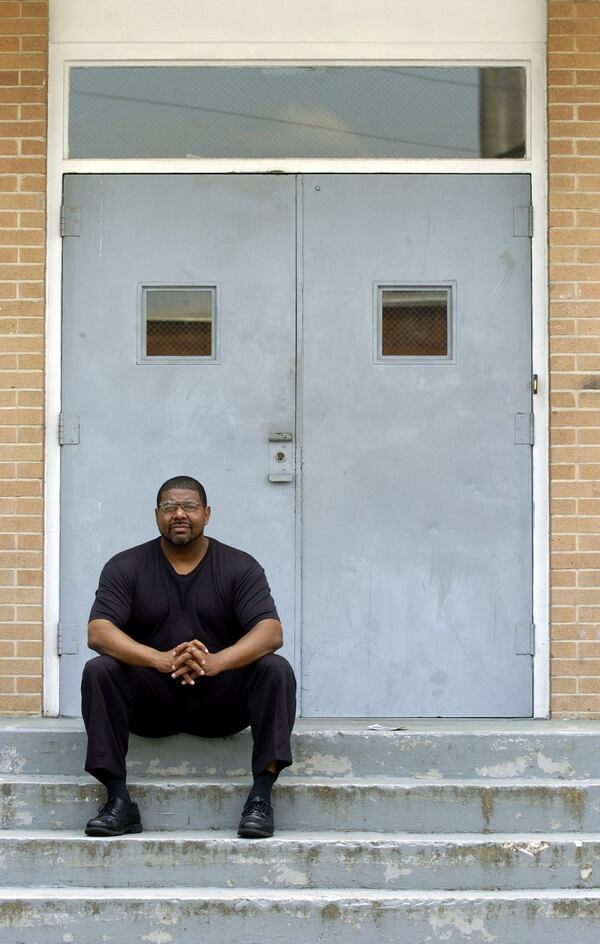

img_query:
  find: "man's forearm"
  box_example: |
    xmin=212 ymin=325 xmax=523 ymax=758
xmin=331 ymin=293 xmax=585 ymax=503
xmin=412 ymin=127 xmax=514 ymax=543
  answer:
xmin=215 ymin=619 xmax=283 ymax=673
xmin=88 ymin=619 xmax=169 ymax=671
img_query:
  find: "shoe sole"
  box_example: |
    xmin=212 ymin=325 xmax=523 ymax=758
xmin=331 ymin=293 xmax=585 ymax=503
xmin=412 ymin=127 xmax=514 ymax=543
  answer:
xmin=84 ymin=823 xmax=143 ymax=837
xmin=237 ymin=826 xmax=274 ymax=839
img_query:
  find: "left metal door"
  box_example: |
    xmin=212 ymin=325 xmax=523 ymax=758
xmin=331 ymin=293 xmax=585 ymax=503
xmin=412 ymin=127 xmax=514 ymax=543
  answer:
xmin=59 ymin=175 xmax=297 ymax=716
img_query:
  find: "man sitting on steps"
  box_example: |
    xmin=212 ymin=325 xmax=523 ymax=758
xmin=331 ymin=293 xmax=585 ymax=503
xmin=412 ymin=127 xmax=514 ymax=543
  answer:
xmin=81 ymin=474 xmax=296 ymax=839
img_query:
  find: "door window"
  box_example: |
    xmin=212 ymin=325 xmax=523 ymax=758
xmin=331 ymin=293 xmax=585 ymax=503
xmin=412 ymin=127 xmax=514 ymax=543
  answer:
xmin=138 ymin=285 xmax=218 ymax=363
xmin=376 ymin=285 xmax=454 ymax=362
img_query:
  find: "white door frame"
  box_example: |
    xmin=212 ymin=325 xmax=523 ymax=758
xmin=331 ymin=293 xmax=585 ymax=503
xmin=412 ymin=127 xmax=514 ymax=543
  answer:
xmin=44 ymin=39 xmax=548 ymax=717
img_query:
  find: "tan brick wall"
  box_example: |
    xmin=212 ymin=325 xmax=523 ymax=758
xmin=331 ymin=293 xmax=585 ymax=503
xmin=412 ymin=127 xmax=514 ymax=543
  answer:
xmin=549 ymin=1 xmax=600 ymax=717
xmin=0 ymin=1 xmax=47 ymax=714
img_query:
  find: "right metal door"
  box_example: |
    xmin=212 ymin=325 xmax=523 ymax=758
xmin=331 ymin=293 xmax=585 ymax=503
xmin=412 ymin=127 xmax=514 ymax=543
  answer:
xmin=301 ymin=175 xmax=533 ymax=716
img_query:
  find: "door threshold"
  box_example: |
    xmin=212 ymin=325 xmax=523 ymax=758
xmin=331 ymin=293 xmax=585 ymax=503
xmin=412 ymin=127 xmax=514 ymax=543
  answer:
xmin=295 ymin=718 xmax=597 ymax=731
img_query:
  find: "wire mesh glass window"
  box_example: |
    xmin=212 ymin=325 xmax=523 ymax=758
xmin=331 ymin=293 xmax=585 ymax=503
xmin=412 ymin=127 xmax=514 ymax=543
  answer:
xmin=376 ymin=286 xmax=454 ymax=363
xmin=68 ymin=66 xmax=527 ymax=160
xmin=139 ymin=286 xmax=217 ymax=363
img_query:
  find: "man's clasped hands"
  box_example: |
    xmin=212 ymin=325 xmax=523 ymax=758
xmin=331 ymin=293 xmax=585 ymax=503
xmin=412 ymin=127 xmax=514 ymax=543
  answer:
xmin=170 ymin=639 xmax=226 ymax=684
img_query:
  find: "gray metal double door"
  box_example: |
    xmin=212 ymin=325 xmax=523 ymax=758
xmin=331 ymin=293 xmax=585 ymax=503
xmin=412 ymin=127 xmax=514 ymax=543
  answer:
xmin=60 ymin=174 xmax=533 ymax=717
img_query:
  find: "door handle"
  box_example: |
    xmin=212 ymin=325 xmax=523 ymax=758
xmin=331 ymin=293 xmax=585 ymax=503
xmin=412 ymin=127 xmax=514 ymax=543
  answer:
xmin=268 ymin=433 xmax=294 ymax=483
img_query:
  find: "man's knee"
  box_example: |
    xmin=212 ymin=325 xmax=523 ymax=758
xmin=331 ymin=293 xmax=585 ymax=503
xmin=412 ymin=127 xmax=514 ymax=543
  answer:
xmin=253 ymin=653 xmax=296 ymax=690
xmin=81 ymin=654 xmax=128 ymax=692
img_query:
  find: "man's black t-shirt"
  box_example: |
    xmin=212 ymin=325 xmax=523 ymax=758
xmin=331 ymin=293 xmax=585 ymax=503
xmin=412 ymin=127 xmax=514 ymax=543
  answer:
xmin=89 ymin=537 xmax=280 ymax=653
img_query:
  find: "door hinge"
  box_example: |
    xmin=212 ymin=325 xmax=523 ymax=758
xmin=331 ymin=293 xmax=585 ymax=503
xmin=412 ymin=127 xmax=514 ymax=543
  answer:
xmin=513 ymin=206 xmax=533 ymax=238
xmin=59 ymin=412 xmax=80 ymax=445
xmin=57 ymin=622 xmax=78 ymax=655
xmin=514 ymin=412 xmax=534 ymax=445
xmin=60 ymin=205 xmax=81 ymax=237
xmin=515 ymin=622 xmax=535 ymax=656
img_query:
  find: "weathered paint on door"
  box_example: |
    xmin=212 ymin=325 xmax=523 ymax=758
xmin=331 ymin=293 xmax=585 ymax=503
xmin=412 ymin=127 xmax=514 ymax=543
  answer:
xmin=300 ymin=175 xmax=533 ymax=716
xmin=59 ymin=175 xmax=297 ymax=716
xmin=60 ymin=174 xmax=533 ymax=718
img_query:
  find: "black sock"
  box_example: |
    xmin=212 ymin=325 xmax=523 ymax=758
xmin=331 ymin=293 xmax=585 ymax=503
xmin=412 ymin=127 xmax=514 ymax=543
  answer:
xmin=248 ymin=769 xmax=277 ymax=804
xmin=95 ymin=769 xmax=131 ymax=803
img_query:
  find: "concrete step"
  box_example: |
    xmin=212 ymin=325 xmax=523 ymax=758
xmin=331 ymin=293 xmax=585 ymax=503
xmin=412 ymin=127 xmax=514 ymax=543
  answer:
xmin=2 ymin=886 xmax=600 ymax=943
xmin=2 ymin=774 xmax=600 ymax=833
xmin=2 ymin=830 xmax=600 ymax=891
xmin=3 ymin=718 xmax=600 ymax=779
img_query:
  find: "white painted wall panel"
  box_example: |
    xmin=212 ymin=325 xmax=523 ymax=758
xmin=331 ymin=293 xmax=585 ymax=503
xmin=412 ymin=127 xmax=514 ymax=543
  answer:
xmin=50 ymin=0 xmax=546 ymax=46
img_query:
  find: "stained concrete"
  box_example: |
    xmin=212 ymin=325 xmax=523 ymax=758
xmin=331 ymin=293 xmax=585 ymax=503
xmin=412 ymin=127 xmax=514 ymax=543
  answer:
xmin=3 ymin=719 xmax=600 ymax=779
xmin=2 ymin=775 xmax=600 ymax=833
xmin=3 ymin=888 xmax=600 ymax=943
xmin=2 ymin=720 xmax=600 ymax=941
xmin=1 ymin=830 xmax=600 ymax=891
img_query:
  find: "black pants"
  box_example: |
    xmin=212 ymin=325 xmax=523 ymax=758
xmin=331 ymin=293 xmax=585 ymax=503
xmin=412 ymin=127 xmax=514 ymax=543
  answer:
xmin=81 ymin=653 xmax=296 ymax=782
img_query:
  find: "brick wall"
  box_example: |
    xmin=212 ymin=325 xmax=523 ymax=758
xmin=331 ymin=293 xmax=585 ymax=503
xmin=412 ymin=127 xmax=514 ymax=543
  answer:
xmin=549 ymin=1 xmax=600 ymax=717
xmin=0 ymin=1 xmax=47 ymax=714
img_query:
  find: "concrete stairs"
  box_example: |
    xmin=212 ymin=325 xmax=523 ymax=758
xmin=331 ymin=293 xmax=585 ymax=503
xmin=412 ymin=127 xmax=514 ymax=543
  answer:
xmin=1 ymin=719 xmax=600 ymax=941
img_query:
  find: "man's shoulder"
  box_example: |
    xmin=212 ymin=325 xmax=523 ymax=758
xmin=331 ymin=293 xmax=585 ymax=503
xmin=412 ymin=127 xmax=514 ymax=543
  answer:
xmin=102 ymin=537 xmax=161 ymax=573
xmin=209 ymin=538 xmax=263 ymax=574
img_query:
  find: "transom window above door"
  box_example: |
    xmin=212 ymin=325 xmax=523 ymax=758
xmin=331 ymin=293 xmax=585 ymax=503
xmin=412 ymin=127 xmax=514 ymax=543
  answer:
xmin=67 ymin=65 xmax=527 ymax=160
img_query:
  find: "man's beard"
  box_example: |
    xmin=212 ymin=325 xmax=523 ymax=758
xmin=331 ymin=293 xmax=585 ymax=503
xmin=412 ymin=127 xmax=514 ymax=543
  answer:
xmin=163 ymin=524 xmax=198 ymax=546
xmin=166 ymin=532 xmax=192 ymax=546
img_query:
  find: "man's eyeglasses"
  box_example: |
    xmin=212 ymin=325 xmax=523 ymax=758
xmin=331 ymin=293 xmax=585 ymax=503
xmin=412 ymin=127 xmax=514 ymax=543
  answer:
xmin=157 ymin=500 xmax=202 ymax=514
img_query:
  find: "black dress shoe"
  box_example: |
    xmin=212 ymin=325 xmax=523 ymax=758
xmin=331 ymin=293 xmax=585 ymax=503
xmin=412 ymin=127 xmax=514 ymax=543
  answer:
xmin=85 ymin=797 xmax=143 ymax=837
xmin=237 ymin=796 xmax=274 ymax=838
